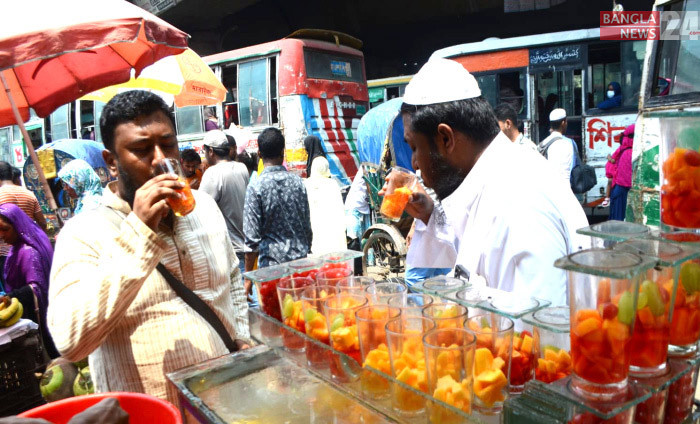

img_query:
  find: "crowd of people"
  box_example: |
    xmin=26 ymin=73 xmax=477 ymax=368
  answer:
xmin=0 ymin=59 xmax=638 ymax=417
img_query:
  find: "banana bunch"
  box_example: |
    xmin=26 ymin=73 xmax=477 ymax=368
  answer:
xmin=0 ymin=296 xmax=23 ymax=327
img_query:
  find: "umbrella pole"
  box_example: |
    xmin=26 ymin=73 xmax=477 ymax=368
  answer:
xmin=0 ymin=73 xmax=58 ymax=212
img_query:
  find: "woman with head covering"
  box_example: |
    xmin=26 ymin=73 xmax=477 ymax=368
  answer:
xmin=304 ymin=135 xmax=326 ymax=178
xmin=0 ymin=203 xmax=58 ymax=357
xmin=304 ymin=156 xmax=347 ymax=255
xmin=608 ymin=124 xmax=634 ymax=221
xmin=597 ymin=81 xmax=623 ymax=110
xmin=58 ymin=159 xmax=103 ymax=214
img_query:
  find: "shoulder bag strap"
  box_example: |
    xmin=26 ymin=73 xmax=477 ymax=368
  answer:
xmin=99 ymin=206 xmax=239 ymax=353
xmin=538 ymin=135 xmax=562 ymax=158
xmin=156 ymin=263 xmax=239 ymax=353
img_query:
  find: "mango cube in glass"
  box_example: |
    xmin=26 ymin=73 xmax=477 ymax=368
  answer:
xmin=423 ymin=327 xmax=476 ymax=423
xmin=380 ymin=166 xmax=417 ymax=221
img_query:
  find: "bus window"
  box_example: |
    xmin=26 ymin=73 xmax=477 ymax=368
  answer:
xmin=652 ymin=0 xmax=700 ymax=96
xmin=94 ymin=101 xmax=104 ymax=143
xmin=476 ymin=75 xmax=497 ymax=107
xmin=620 ymin=41 xmax=645 ymax=107
xmin=303 ymin=49 xmax=364 ymax=83
xmin=474 ymin=71 xmax=527 ymax=117
xmin=587 ymin=41 xmax=644 ymax=109
xmin=536 ymin=69 xmax=581 ymax=117
xmin=50 ymin=104 xmax=71 ymax=141
xmin=238 ymin=58 xmax=269 ymax=127
xmin=498 ymin=71 xmax=527 ymax=116
xmin=0 ymin=127 xmax=12 ymax=164
xmin=221 ymin=63 xmax=239 ymax=128
xmin=269 ymin=56 xmax=278 ymax=124
xmin=175 ymin=106 xmax=204 ymax=135
xmin=79 ymin=100 xmax=96 ymax=140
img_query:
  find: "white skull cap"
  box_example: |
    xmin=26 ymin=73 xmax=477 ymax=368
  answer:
xmin=402 ymin=58 xmax=481 ymax=106
xmin=549 ymin=108 xmax=567 ymax=121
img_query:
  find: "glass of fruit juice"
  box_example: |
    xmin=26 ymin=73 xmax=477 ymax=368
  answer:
xmin=323 ymin=293 xmax=368 ymax=383
xmin=385 ymin=316 xmax=436 ymax=416
xmin=336 ymin=276 xmax=375 ymax=296
xmin=522 ymin=306 xmax=572 ymax=384
xmin=388 ymin=293 xmax=434 ymax=317
xmin=301 ymin=285 xmax=337 ymax=367
xmin=287 ymin=257 xmax=323 ymax=280
xmin=659 ymin=115 xmax=700 ymax=232
xmin=423 ymin=327 xmax=476 ymax=423
xmin=416 ymin=275 xmax=468 ymax=301
xmin=555 ymin=249 xmax=655 ymax=400
xmin=356 ymin=304 xmax=401 ymax=399
xmin=380 ymin=166 xmax=417 ymax=221
xmin=614 ymin=238 xmax=700 ymax=373
xmin=670 ymin=260 xmax=700 ymax=356
xmin=366 ymin=282 xmax=407 ymax=305
xmin=317 ymin=267 xmax=353 ymax=287
xmin=245 ymin=265 xmax=291 ymax=323
xmin=277 ymin=276 xmax=314 ymax=351
xmin=321 ymin=250 xmax=361 ymax=275
xmin=465 ymin=313 xmax=513 ymax=414
xmin=156 ymin=158 xmax=195 ymax=217
xmin=422 ymin=304 xmax=468 ymax=335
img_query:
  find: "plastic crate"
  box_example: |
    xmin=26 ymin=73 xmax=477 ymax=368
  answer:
xmin=0 ymin=329 xmax=46 ymax=417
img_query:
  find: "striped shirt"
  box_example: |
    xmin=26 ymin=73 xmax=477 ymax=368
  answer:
xmin=48 ymin=182 xmax=249 ymax=405
xmin=0 ymin=185 xmax=42 ymax=256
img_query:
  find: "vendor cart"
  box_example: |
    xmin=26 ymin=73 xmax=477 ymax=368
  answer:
xmin=356 ymin=97 xmax=415 ymax=278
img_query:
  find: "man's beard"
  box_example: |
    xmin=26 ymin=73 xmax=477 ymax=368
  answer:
xmin=428 ymin=151 xmax=467 ymax=200
xmin=117 ymin=163 xmax=141 ymax=207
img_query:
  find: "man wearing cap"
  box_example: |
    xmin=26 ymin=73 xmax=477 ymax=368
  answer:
xmin=391 ymin=58 xmax=588 ymax=306
xmin=200 ymin=130 xmax=250 ymax=273
xmin=539 ymin=108 xmax=577 ymax=188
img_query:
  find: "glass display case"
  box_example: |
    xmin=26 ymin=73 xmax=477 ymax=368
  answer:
xmin=554 ymin=249 xmax=656 ymax=400
xmin=522 ymin=307 xmax=571 ymax=384
xmin=576 ymin=220 xmax=650 ymax=248
xmin=613 ymin=237 xmax=700 ymax=360
xmin=167 ymin=345 xmax=396 ymax=424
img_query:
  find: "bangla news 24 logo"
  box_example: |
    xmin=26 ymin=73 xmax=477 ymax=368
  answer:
xmin=600 ymin=11 xmax=700 ymax=40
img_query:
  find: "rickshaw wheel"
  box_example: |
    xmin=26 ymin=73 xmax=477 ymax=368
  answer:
xmin=362 ymin=231 xmax=405 ymax=279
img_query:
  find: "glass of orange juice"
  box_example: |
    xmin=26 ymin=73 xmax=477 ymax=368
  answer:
xmin=157 ymin=158 xmax=195 ymax=216
xmin=380 ymin=167 xmax=417 ymax=221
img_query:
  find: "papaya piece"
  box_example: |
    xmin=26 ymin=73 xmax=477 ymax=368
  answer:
xmin=474 ymin=347 xmax=494 ymax=376
xmin=521 ymin=335 xmax=533 ymax=355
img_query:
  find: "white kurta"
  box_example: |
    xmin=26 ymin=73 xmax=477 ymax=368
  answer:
xmin=541 ymin=131 xmax=575 ymax=186
xmin=407 ymin=132 xmax=589 ymax=306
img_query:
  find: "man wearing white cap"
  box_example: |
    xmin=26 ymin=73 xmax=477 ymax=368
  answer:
xmin=539 ymin=108 xmax=576 ymax=188
xmin=391 ymin=58 xmax=588 ymax=306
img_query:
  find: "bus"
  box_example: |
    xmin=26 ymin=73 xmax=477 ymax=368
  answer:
xmin=431 ymin=29 xmax=646 ymax=216
xmin=368 ymin=75 xmax=413 ymax=109
xmin=630 ymin=0 xmax=700 ymax=227
xmin=2 ymin=30 xmax=369 ymax=187
xmin=175 ymin=29 xmax=369 ymax=186
xmin=0 ymin=99 xmax=104 ymax=169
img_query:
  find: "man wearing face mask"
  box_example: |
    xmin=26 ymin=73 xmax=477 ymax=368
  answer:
xmin=391 ymin=59 xmax=589 ymax=306
xmin=597 ymin=81 xmax=622 ymax=110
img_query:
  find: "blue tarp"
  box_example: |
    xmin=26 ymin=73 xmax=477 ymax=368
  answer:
xmin=356 ymin=98 xmax=414 ymax=171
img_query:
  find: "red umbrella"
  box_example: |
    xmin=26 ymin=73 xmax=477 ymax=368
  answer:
xmin=0 ymin=0 xmax=189 ymax=210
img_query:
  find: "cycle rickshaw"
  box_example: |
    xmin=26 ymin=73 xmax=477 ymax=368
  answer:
xmin=355 ymin=97 xmax=415 ymax=278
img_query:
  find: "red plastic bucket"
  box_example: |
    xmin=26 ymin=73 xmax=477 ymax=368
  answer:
xmin=19 ymin=392 xmax=182 ymax=424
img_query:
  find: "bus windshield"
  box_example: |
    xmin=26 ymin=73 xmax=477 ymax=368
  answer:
xmin=303 ymin=49 xmax=365 ymax=83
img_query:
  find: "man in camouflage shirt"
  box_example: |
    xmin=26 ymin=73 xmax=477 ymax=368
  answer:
xmin=243 ymin=128 xmax=312 ymax=281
